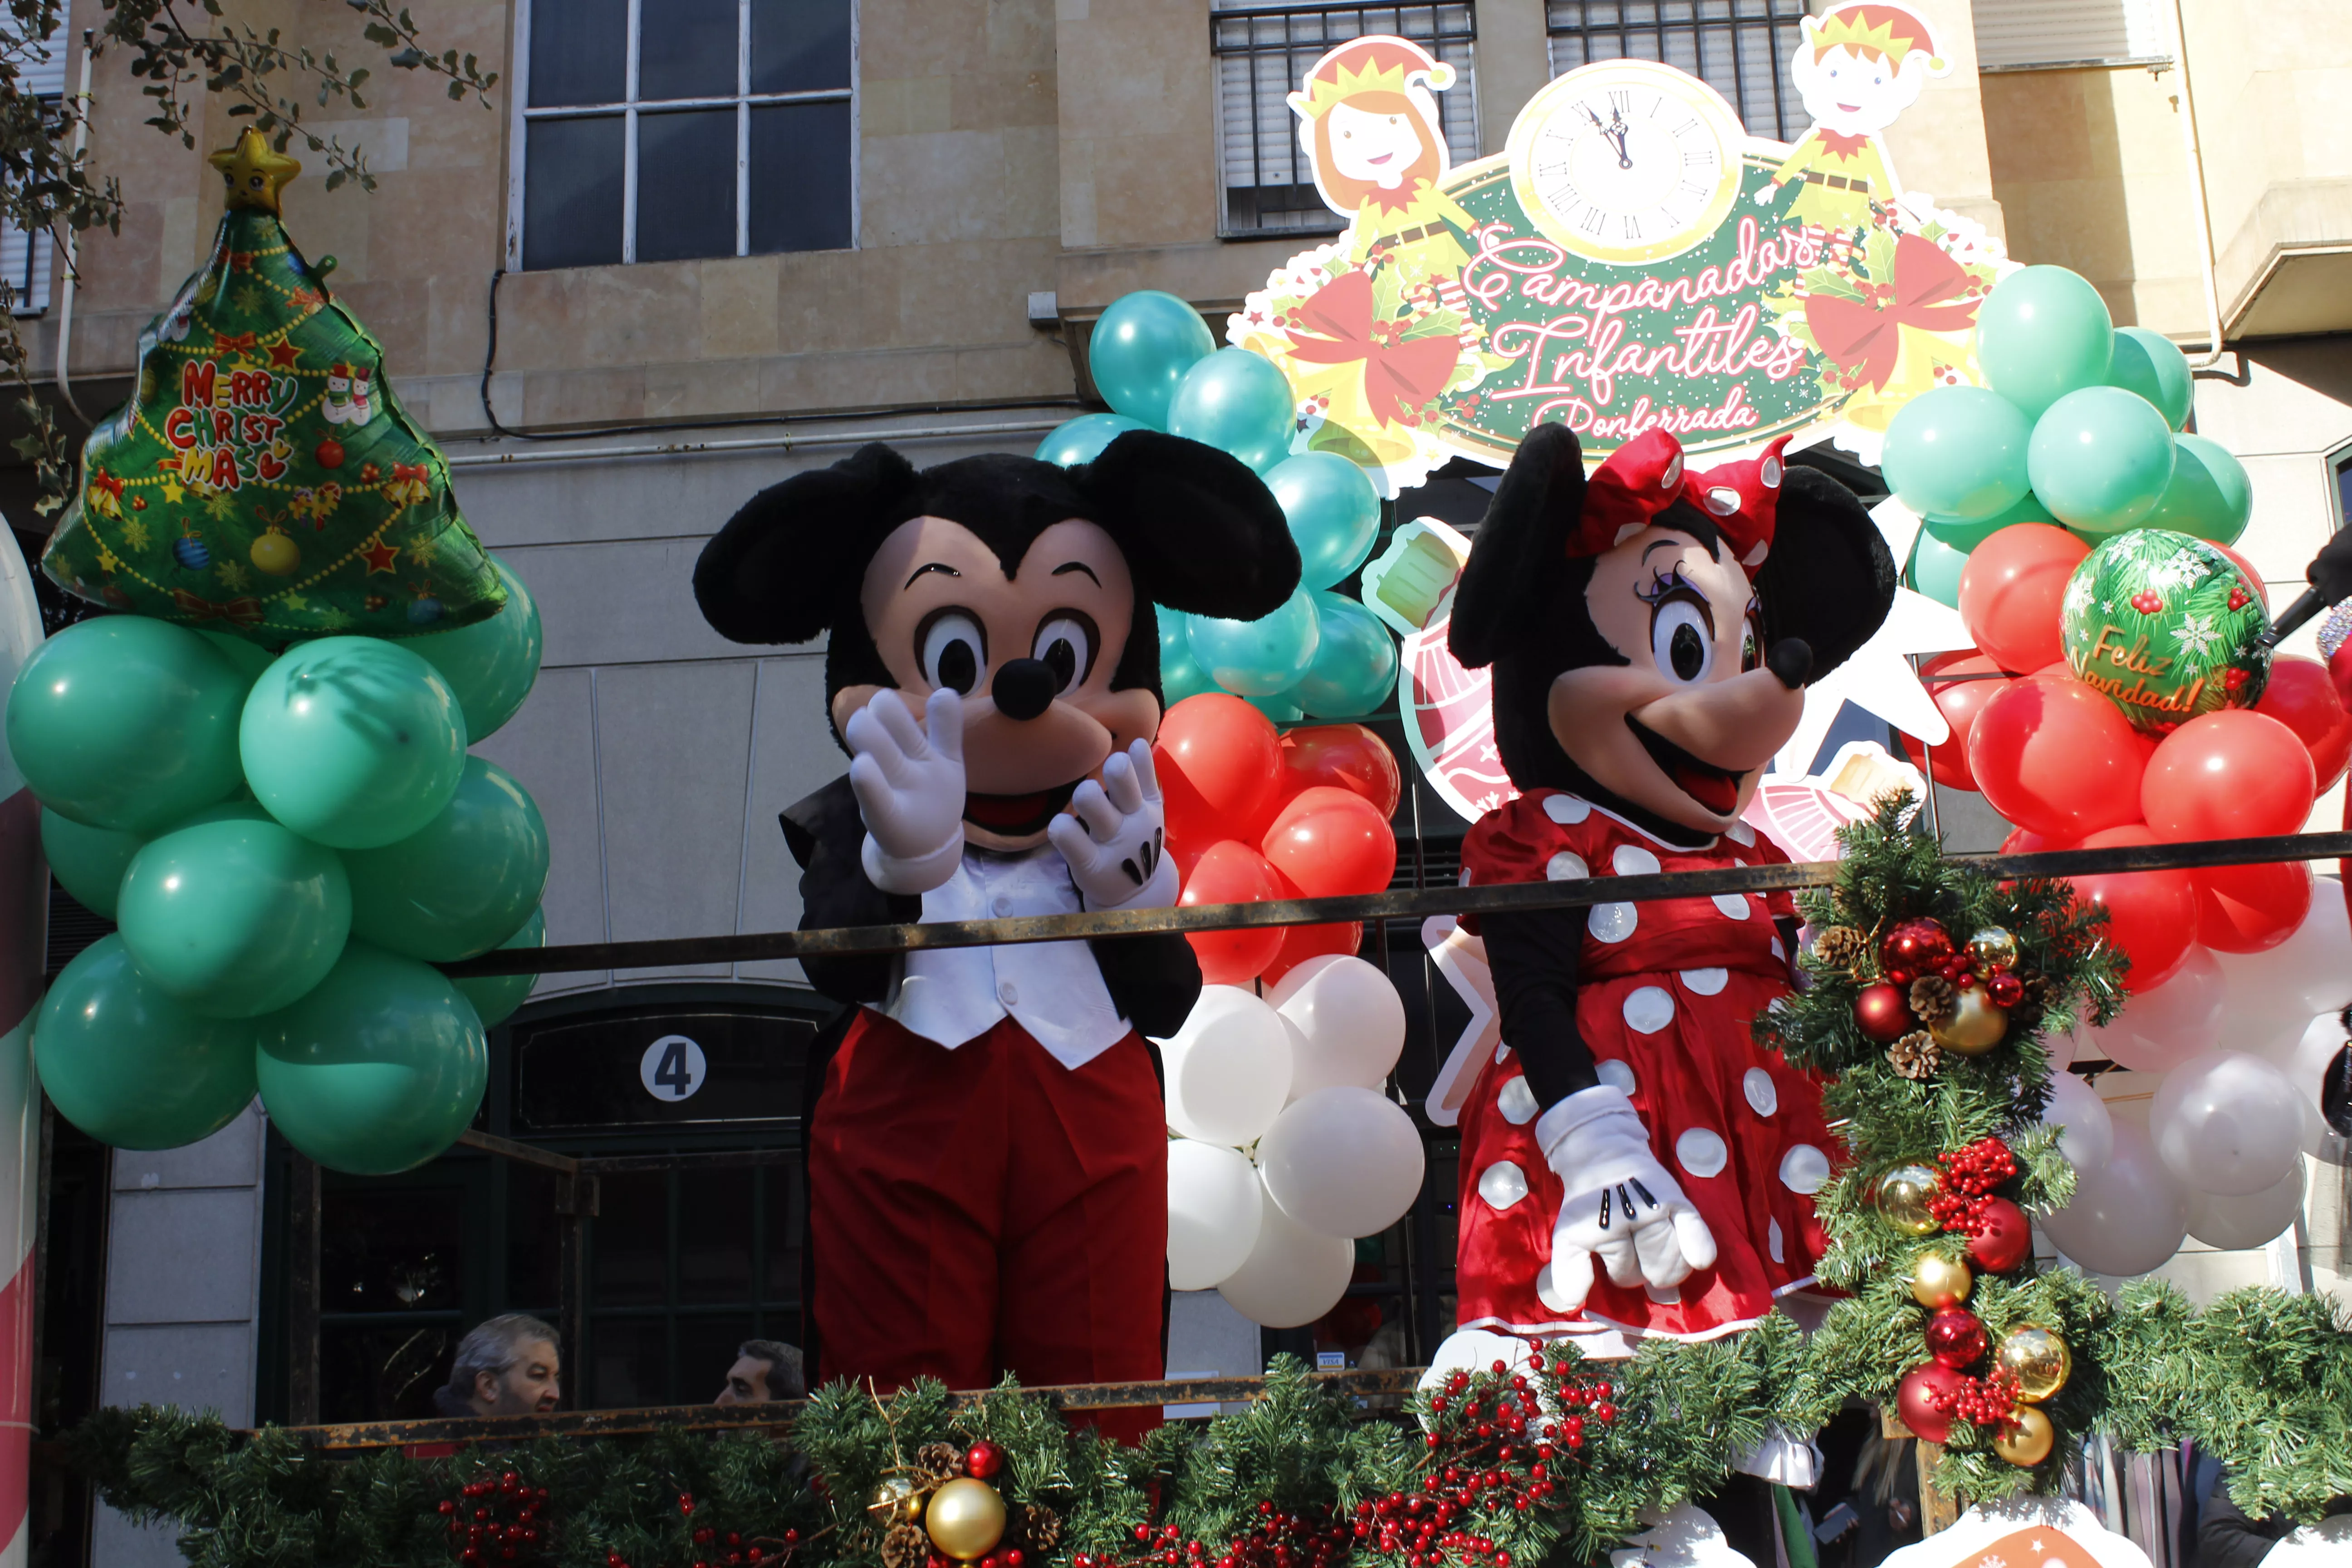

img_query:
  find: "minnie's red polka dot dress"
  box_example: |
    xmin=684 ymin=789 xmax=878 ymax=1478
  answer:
xmin=1455 ymin=789 xmax=1838 ymax=1342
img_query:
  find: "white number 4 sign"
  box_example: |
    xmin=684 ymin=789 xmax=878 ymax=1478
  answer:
xmin=639 ymin=1035 xmax=707 ymax=1102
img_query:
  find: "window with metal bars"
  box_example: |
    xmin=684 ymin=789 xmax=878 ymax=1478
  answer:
xmin=1211 ymin=1 xmax=1480 ymax=240
xmin=1544 ymin=0 xmax=1807 ymax=144
xmin=511 ymin=0 xmax=854 ymax=271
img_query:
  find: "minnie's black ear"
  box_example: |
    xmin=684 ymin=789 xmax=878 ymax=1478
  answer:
xmin=1081 ymin=431 xmax=1300 ymax=619
xmin=1450 ymin=422 xmax=1586 ymax=669
xmin=1753 ymin=467 xmax=1897 ymax=679
xmin=694 ymin=443 xmax=921 ymax=644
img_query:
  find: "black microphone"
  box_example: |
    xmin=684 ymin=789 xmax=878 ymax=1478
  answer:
xmin=2257 ymin=587 xmax=2330 ymax=652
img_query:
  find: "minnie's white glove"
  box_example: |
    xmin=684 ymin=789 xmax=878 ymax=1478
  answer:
xmin=845 ymin=688 xmax=966 ymax=895
xmin=1048 ymin=741 xmax=1177 ymax=911
xmin=1537 ymin=1085 xmax=1717 ymax=1308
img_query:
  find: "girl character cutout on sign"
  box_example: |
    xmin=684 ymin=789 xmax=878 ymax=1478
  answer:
xmin=1288 ymin=35 xmax=1475 ymax=290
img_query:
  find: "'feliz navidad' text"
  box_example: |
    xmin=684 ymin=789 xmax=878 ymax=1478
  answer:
xmin=2077 ymin=624 xmax=2213 ymax=715
xmin=161 ymin=360 xmax=298 ymax=490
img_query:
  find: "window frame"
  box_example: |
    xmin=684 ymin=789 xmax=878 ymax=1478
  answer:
xmin=1543 ymin=0 xmax=1808 ymax=145
xmin=503 ymin=0 xmax=860 ymax=271
xmin=2329 ymin=438 xmax=2352 ymax=534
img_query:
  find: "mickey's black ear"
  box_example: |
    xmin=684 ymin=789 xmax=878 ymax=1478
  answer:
xmin=695 ymin=443 xmax=920 ymax=644
xmin=1450 ymin=423 xmax=1586 ymax=669
xmin=1081 ymin=431 xmax=1300 ymax=619
xmin=1753 ymin=467 xmax=1897 ymax=679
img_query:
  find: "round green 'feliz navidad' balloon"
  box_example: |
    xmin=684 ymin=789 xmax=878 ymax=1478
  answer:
xmin=2061 ymin=529 xmax=2270 ymax=732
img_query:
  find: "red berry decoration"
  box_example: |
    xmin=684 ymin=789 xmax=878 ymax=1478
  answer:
xmin=1854 ymin=982 xmax=1916 ymax=1043
xmin=1924 ymin=1307 xmax=1990 ymax=1369
xmin=1880 ymin=917 xmax=1955 ymax=979
xmin=2131 ymin=591 xmax=2164 ymax=614
xmin=1967 ymin=1196 xmax=2034 ymax=1273
xmin=965 ymin=1440 xmax=1005 ymax=1480
xmin=1896 ymin=1362 xmax=1966 ymax=1443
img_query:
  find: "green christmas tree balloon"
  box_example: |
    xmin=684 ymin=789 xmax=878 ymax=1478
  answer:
xmin=41 ymin=129 xmax=504 ymax=642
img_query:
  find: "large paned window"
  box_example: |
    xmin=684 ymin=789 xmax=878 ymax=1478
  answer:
xmin=0 ymin=24 xmax=60 ymax=313
xmin=1545 ymin=0 xmax=1806 ymax=143
xmin=514 ymin=0 xmax=855 ymax=271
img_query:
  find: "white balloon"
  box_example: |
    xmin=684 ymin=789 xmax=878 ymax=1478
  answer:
xmin=2043 ymin=1070 xmax=2114 ymax=1174
xmin=1216 ymin=1181 xmax=1354 ymax=1328
xmin=2149 ymin=1050 xmax=2306 ymax=1196
xmin=1269 ymin=955 xmax=1406 ymax=1100
xmin=2215 ymin=887 xmax=2352 ymax=1018
xmin=2042 ymin=1101 xmax=2189 ymax=1276
xmin=2085 ymin=946 xmax=2225 ymax=1071
xmin=2186 ymin=1160 xmax=2306 ymax=1251
xmin=2273 ymin=1013 xmax=2349 ymax=1109
xmin=1156 ymin=986 xmax=1293 ymax=1146
xmin=1255 ymin=1086 xmax=1426 ymax=1238
xmin=2232 ymin=1008 xmax=2321 ymax=1063
xmin=1166 ymin=1138 xmax=1265 ymax=1291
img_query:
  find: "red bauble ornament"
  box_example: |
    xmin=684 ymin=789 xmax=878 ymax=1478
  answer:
xmin=1854 ymin=982 xmax=1916 ymax=1043
xmin=1880 ymin=917 xmax=1955 ymax=978
xmin=1924 ymin=1307 xmax=1989 ymax=1370
xmin=1966 ymin=1197 xmax=2033 ymax=1273
xmin=965 ymin=1441 xmax=1005 ymax=1480
xmin=1986 ymin=971 xmax=2025 ymax=1007
xmin=1896 ymin=1362 xmax=1966 ymax=1444
xmin=315 ymin=435 xmax=345 ymax=468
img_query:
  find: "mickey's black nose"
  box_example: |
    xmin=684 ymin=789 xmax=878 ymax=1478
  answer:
xmin=992 ymin=658 xmax=1057 ymax=720
xmin=1766 ymin=638 xmax=1813 ymax=690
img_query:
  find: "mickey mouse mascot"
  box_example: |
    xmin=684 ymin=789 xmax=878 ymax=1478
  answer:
xmin=695 ymin=434 xmax=1298 ymax=1419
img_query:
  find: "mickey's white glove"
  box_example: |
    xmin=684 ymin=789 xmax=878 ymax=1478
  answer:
xmin=1048 ymin=740 xmax=1177 ymax=911
xmin=845 ymin=689 xmax=966 ymax=895
xmin=1537 ymin=1085 xmax=1717 ymax=1308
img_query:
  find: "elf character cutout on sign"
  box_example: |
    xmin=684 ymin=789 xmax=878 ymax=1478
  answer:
xmin=1756 ymin=3 xmax=1947 ymax=233
xmin=694 ymin=435 xmax=1299 ymax=1426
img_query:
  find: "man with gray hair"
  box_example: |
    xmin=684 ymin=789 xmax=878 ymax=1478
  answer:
xmin=432 ymin=1313 xmax=562 ymax=1418
xmin=715 ymin=1338 xmax=805 ymax=1404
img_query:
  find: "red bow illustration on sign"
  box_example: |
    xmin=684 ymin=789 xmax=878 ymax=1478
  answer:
xmin=170 ymin=589 xmax=264 ymax=626
xmin=1284 ymin=270 xmax=1460 ymax=427
xmin=211 ymin=331 xmax=259 ymax=354
xmin=1806 ymin=232 xmax=1981 ymax=392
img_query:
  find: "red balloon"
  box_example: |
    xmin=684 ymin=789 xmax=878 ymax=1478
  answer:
xmin=1896 ymin=1362 xmax=1966 ymax=1445
xmin=2192 ymin=858 xmax=2313 ymax=954
xmin=1967 ymin=675 xmax=2147 ymax=839
xmin=1180 ymin=840 xmax=1285 ymax=984
xmin=1279 ymin=725 xmax=1402 ymax=819
xmin=1156 ymin=694 xmax=1282 ymax=872
xmin=1262 ymin=920 xmax=1363 ymax=986
xmin=1914 ymin=652 xmax=2008 ymax=792
xmin=2255 ymin=654 xmax=2352 ymax=791
xmin=2330 ymin=641 xmax=2352 ymax=716
xmin=1957 ymin=524 xmax=2088 ymax=675
xmin=1967 ymin=1197 xmax=2033 ymax=1274
xmin=2070 ymin=824 xmax=2198 ymax=990
xmin=2000 ymin=826 xmax=2077 ymax=856
xmin=1262 ymin=786 xmax=1397 ymax=898
xmin=2141 ymin=710 xmax=2316 ymax=843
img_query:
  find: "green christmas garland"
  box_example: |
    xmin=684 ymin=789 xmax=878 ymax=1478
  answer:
xmin=69 ymin=798 xmax=2352 ymax=1567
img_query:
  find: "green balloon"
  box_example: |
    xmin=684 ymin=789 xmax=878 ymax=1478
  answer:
xmin=40 ymin=809 xmax=142 ymax=919
xmin=117 ymin=817 xmax=352 ymax=1018
xmin=1243 ymin=690 xmax=1305 ymax=725
xmin=2027 ymin=386 xmax=2178 ymax=537
xmin=1035 ymin=413 xmax=1150 ymax=469
xmin=1089 ymin=291 xmax=1216 ymax=429
xmin=1157 ymin=607 xmax=1217 ymax=707
xmin=196 ymin=629 xmax=277 ymax=690
xmin=2107 ymin=326 xmax=2194 ymax=430
xmin=35 ymin=936 xmax=257 ymax=1150
xmin=343 ymin=757 xmax=549 ymax=962
xmin=1166 ymin=348 xmax=1297 ymax=475
xmin=1923 ymin=489 xmax=2057 ymax=552
xmin=1187 ymin=589 xmax=1320 ymax=696
xmin=1908 ymin=529 xmax=1969 ymax=609
xmin=454 ymin=905 xmax=544 ymax=1028
xmin=403 ymin=557 xmax=544 ymax=743
xmin=6 ymin=617 xmax=246 ymax=833
xmin=1977 ymin=265 xmax=2115 ymax=420
xmin=255 ymin=941 xmax=488 ymax=1176
xmin=240 ymin=637 xmax=468 ymax=848
xmin=2062 ymin=529 xmax=2269 ymax=729
xmin=1267 ymin=453 xmax=1382 ymax=591
xmin=1293 ymin=591 xmax=1398 ymax=719
xmin=1880 ymin=386 xmax=2032 ymax=522
xmin=2141 ymin=432 xmax=2252 ymax=545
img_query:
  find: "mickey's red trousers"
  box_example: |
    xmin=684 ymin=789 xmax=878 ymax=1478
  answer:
xmin=809 ymin=1008 xmax=1167 ymax=1434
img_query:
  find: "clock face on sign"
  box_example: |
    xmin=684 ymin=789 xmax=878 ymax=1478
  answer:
xmin=1507 ymin=59 xmax=1748 ymax=265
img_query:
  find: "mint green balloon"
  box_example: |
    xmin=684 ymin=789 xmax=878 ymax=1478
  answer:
xmin=403 ymin=558 xmax=544 ymax=743
xmin=35 ymin=936 xmax=257 ymax=1150
xmin=1158 ymin=607 xmax=1217 ymax=706
xmin=1243 ymin=691 xmax=1305 ymax=725
xmin=117 ymin=817 xmax=351 ymax=1018
xmin=1880 ymin=386 xmax=2032 ymax=522
xmin=343 ymin=757 xmax=549 ymax=963
xmin=240 ymin=637 xmax=468 ymax=849
xmin=40 ymin=809 xmax=142 ymax=919
xmin=6 ymin=617 xmax=245 ymax=832
xmin=1090 ymin=291 xmax=1216 ymax=429
xmin=1977 ymin=265 xmax=2115 ymax=420
xmin=454 ymin=905 xmax=544 ymax=1029
xmin=1923 ymin=488 xmax=2057 ymax=552
xmin=1909 ymin=529 xmax=1969 ymax=609
xmin=2027 ymin=386 xmax=2178 ymax=537
xmin=2141 ymin=433 xmax=2252 ymax=545
xmin=1186 ymin=589 xmax=1320 ymax=696
xmin=1036 ymin=413 xmax=1150 ymax=469
xmin=1294 ymin=591 xmax=1398 ymax=719
xmin=196 ymin=630 xmax=276 ymax=690
xmin=1267 ymin=453 xmax=1382 ymax=591
xmin=1166 ymin=349 xmax=1297 ymax=475
xmin=2107 ymin=326 xmax=2194 ymax=430
xmin=255 ymin=941 xmax=487 ymax=1176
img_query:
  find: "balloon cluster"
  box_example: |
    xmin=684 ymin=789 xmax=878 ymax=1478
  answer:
xmin=1037 ymin=292 xmax=1399 ymax=723
xmin=14 ymin=559 xmax=549 ymax=1173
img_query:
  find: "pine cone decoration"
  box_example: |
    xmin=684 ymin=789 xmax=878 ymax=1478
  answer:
xmin=914 ymin=1442 xmax=967 ymax=1488
xmin=1908 ymin=975 xmax=1957 ymax=1027
xmin=1813 ymin=925 xmax=1869 ymax=970
xmin=1020 ymin=1504 xmax=1061 ymax=1552
xmin=1888 ymin=1030 xmax=1941 ymax=1080
xmin=883 ymin=1523 xmax=931 ymax=1568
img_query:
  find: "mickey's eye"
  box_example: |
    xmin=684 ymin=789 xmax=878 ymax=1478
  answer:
xmin=918 ymin=610 xmax=985 ymax=695
xmin=1651 ymin=598 xmax=1714 ymax=685
xmin=1033 ymin=613 xmax=1096 ymax=693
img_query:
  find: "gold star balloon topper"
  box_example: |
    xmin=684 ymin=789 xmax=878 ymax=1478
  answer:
xmin=208 ymin=128 xmax=302 ymax=216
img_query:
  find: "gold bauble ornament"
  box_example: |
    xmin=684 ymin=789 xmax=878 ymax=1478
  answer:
xmin=1928 ymin=983 xmax=2007 ymax=1056
xmin=1993 ymin=1405 xmax=2055 ymax=1467
xmin=869 ymin=1475 xmax=923 ymax=1525
xmin=1909 ymin=1250 xmax=1975 ymax=1308
xmin=1877 ymin=1163 xmax=1943 ymax=1236
xmin=925 ymin=1477 xmax=1007 ymax=1561
xmin=1996 ymin=1325 xmax=2072 ymax=1403
xmin=1967 ymin=926 xmax=2019 ymax=972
